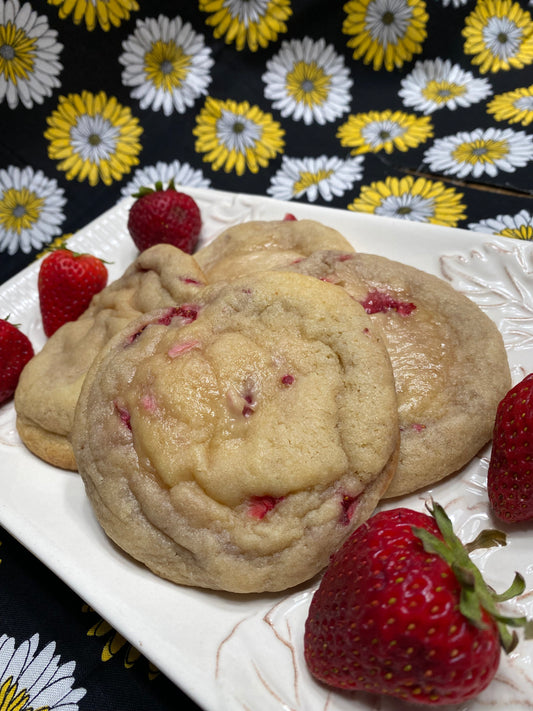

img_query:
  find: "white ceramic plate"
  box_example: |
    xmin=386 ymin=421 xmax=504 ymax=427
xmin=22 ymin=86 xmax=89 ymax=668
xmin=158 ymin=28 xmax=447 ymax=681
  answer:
xmin=1 ymin=187 xmax=533 ymax=711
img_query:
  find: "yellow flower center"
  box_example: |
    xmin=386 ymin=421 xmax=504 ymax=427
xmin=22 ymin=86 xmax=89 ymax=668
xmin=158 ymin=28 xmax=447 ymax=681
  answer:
xmin=0 ymin=675 xmax=51 ymax=711
xmin=144 ymin=40 xmax=191 ymax=91
xmin=500 ymin=224 xmax=533 ymax=240
xmin=286 ymin=60 xmax=330 ymax=107
xmin=0 ymin=187 xmax=44 ymax=234
xmin=422 ymin=80 xmax=466 ymax=105
xmin=453 ymin=138 xmax=508 ymax=165
xmin=0 ymin=22 xmax=36 ymax=82
xmin=293 ymin=169 xmax=334 ymax=192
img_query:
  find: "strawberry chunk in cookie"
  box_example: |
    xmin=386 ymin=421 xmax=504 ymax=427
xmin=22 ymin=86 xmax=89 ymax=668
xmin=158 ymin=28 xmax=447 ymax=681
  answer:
xmin=72 ymin=271 xmax=399 ymax=593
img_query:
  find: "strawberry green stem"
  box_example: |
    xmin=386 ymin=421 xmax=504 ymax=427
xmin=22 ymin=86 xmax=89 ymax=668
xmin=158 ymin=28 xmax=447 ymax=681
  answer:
xmin=132 ymin=179 xmax=176 ymax=198
xmin=412 ymin=500 xmax=527 ymax=654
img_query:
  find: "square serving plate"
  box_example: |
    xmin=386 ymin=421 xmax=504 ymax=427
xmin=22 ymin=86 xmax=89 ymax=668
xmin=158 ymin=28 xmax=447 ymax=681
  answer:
xmin=1 ymin=187 xmax=533 ymax=711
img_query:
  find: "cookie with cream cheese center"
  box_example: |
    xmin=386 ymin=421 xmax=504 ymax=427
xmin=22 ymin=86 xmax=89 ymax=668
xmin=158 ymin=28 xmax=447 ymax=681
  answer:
xmin=287 ymin=249 xmax=511 ymax=498
xmin=72 ymin=270 xmax=399 ymax=593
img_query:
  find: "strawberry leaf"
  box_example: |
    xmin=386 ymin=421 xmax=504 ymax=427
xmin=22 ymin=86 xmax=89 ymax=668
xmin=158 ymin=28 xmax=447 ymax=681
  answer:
xmin=464 ymin=529 xmax=507 ymax=553
xmin=412 ymin=500 xmax=530 ymax=654
xmin=492 ymin=571 xmax=526 ymax=602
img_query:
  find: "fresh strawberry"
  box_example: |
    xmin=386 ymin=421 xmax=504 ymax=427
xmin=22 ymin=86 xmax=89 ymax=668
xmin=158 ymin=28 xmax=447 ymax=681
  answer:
xmin=38 ymin=248 xmax=108 ymax=337
xmin=304 ymin=501 xmax=527 ymax=706
xmin=0 ymin=318 xmax=34 ymax=403
xmin=488 ymin=373 xmax=533 ymax=523
xmin=127 ymin=180 xmax=201 ymax=254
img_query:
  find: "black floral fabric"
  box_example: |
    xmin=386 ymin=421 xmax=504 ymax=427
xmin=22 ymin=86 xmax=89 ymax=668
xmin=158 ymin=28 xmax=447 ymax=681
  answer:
xmin=0 ymin=0 xmax=533 ymax=708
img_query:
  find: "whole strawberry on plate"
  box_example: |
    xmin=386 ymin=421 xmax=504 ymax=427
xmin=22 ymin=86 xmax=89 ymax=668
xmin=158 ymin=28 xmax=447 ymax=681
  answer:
xmin=488 ymin=373 xmax=533 ymax=523
xmin=127 ymin=180 xmax=201 ymax=254
xmin=0 ymin=318 xmax=34 ymax=404
xmin=304 ymin=501 xmax=527 ymax=706
xmin=38 ymin=248 xmax=108 ymax=337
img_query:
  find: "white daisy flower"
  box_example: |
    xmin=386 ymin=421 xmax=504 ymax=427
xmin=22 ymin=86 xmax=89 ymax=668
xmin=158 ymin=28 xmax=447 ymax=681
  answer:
xmin=440 ymin=0 xmax=469 ymax=6
xmin=121 ymin=160 xmax=211 ymax=198
xmin=423 ymin=127 xmax=533 ymax=178
xmin=120 ymin=14 xmax=214 ymax=116
xmin=399 ymin=58 xmax=492 ymax=114
xmin=267 ymin=155 xmax=364 ymax=202
xmin=0 ymin=633 xmax=86 ymax=709
xmin=0 ymin=0 xmax=63 ymax=109
xmin=0 ymin=165 xmax=66 ymax=255
xmin=468 ymin=208 xmax=533 ymax=240
xmin=262 ymin=36 xmax=353 ymax=125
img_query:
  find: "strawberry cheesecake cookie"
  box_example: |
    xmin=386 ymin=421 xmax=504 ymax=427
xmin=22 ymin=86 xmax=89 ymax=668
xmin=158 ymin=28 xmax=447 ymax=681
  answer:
xmin=15 ymin=245 xmax=207 ymax=471
xmin=71 ymin=271 xmax=399 ymax=593
xmin=288 ymin=250 xmax=511 ymax=498
xmin=194 ymin=218 xmax=354 ymax=282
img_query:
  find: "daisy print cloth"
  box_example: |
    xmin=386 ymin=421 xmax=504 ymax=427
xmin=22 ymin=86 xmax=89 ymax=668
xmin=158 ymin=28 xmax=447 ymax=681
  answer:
xmin=1 ymin=0 xmax=532 ymax=283
xmin=0 ymin=0 xmax=533 ymax=708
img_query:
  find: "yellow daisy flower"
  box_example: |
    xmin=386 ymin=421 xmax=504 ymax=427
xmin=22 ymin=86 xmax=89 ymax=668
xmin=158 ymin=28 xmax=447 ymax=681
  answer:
xmin=36 ymin=234 xmax=72 ymax=258
xmin=463 ymin=0 xmax=533 ymax=73
xmin=501 ymin=224 xmax=533 ymax=240
xmin=487 ymin=85 xmax=533 ymax=126
xmin=343 ymin=0 xmax=428 ymax=71
xmin=44 ymin=90 xmax=143 ymax=186
xmin=348 ymin=175 xmax=466 ymax=227
xmin=84 ymin=605 xmax=159 ymax=677
xmin=47 ymin=0 xmax=139 ymax=32
xmin=193 ymin=96 xmax=285 ymax=175
xmin=199 ymin=0 xmax=292 ymax=52
xmin=337 ymin=110 xmax=433 ymax=155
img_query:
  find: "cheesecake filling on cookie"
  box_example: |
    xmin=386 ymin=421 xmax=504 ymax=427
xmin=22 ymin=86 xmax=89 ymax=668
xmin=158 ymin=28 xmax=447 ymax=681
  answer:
xmin=72 ymin=271 xmax=399 ymax=593
xmin=287 ymin=249 xmax=511 ymax=498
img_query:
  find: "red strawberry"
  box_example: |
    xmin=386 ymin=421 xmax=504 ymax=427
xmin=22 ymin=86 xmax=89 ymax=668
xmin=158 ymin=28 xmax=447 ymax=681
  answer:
xmin=488 ymin=374 xmax=533 ymax=523
xmin=127 ymin=181 xmax=201 ymax=254
xmin=0 ymin=318 xmax=34 ymax=403
xmin=38 ymin=249 xmax=108 ymax=337
xmin=304 ymin=501 xmax=527 ymax=706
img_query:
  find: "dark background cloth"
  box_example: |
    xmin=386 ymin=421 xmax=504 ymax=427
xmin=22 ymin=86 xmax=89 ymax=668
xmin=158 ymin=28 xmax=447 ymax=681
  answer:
xmin=0 ymin=527 xmax=200 ymax=710
xmin=1 ymin=0 xmax=532 ymax=284
xmin=1 ymin=0 xmax=532 ymax=708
